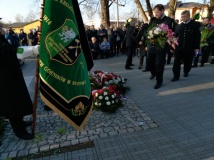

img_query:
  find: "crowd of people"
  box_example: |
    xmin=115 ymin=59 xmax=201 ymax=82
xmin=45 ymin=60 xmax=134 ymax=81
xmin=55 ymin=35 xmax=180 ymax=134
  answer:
xmin=85 ymin=4 xmax=214 ymax=89
xmin=85 ymin=24 xmax=127 ymax=59
xmin=2 ymin=26 xmax=40 ymax=47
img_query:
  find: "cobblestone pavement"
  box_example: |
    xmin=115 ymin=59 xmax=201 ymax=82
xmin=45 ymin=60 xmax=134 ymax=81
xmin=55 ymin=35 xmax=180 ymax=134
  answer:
xmin=1 ymin=54 xmax=214 ymax=160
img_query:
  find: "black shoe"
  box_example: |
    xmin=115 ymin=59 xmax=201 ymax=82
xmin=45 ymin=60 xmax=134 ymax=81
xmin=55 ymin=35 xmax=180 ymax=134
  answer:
xmin=171 ymin=78 xmax=179 ymax=82
xmin=125 ymin=67 xmax=133 ymax=70
xmin=154 ymin=84 xmax=162 ymax=89
xmin=138 ymin=66 xmax=142 ymax=70
xmin=17 ymin=132 xmax=34 ymax=140
xmin=192 ymin=65 xmax=197 ymax=68
xmin=200 ymin=63 xmax=204 ymax=67
xmin=143 ymin=69 xmax=149 ymax=72
xmin=23 ymin=120 xmax=32 ymax=127
xmin=44 ymin=105 xmax=52 ymax=111
xmin=150 ymin=75 xmax=155 ymax=80
xmin=183 ymin=73 xmax=188 ymax=77
xmin=130 ymin=64 xmax=134 ymax=66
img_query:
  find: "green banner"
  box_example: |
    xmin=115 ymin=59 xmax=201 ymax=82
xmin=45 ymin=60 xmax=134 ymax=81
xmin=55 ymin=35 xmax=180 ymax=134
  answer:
xmin=40 ymin=0 xmax=93 ymax=130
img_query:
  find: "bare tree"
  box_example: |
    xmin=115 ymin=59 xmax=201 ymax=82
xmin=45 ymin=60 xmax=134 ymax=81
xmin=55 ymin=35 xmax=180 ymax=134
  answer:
xmin=168 ymin=0 xmax=177 ymax=17
xmin=134 ymin=0 xmax=148 ymax=23
xmin=100 ymin=0 xmax=110 ymax=27
xmin=145 ymin=0 xmax=154 ymax=19
xmin=15 ymin=14 xmax=24 ymax=23
xmin=79 ymin=0 xmax=99 ymax=20
xmin=24 ymin=10 xmax=38 ymax=22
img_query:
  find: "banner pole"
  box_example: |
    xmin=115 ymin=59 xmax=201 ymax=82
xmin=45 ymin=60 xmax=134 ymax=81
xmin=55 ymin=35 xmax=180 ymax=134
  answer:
xmin=32 ymin=0 xmax=45 ymax=136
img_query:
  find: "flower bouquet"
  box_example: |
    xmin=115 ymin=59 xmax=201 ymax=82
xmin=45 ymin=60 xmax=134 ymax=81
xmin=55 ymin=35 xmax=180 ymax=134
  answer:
xmin=91 ymin=70 xmax=129 ymax=96
xmin=146 ymin=23 xmax=178 ymax=49
xmin=89 ymin=75 xmax=102 ymax=91
xmin=200 ymin=27 xmax=214 ymax=47
xmin=90 ymin=70 xmax=129 ymax=112
xmin=92 ymin=87 xmax=123 ymax=113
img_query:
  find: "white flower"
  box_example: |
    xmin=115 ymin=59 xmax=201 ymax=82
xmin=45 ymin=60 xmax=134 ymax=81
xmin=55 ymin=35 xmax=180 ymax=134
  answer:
xmin=109 ymin=80 xmax=113 ymax=83
xmin=95 ymin=93 xmax=99 ymax=97
xmin=114 ymin=80 xmax=118 ymax=84
xmin=105 ymin=96 xmax=109 ymax=100
xmin=154 ymin=30 xmax=159 ymax=35
xmin=104 ymin=81 xmax=108 ymax=85
xmin=122 ymin=78 xmax=125 ymax=83
xmin=117 ymin=78 xmax=121 ymax=81
xmin=154 ymin=28 xmax=162 ymax=35
xmin=99 ymin=103 xmax=101 ymax=106
xmin=112 ymin=101 xmax=114 ymax=104
xmin=103 ymin=92 xmax=108 ymax=96
xmin=99 ymin=96 xmax=103 ymax=100
xmin=148 ymin=34 xmax=154 ymax=38
xmin=106 ymin=101 xmax=111 ymax=105
xmin=149 ymin=30 xmax=153 ymax=35
xmin=111 ymin=95 xmax=115 ymax=98
xmin=95 ymin=102 xmax=98 ymax=106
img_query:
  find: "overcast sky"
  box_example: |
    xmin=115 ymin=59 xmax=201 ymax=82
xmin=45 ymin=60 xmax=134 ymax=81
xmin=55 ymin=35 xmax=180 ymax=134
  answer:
xmin=0 ymin=0 xmax=201 ymax=23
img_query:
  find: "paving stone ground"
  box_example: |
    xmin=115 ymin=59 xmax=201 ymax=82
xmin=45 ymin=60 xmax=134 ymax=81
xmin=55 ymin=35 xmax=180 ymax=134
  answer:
xmin=1 ymin=54 xmax=214 ymax=160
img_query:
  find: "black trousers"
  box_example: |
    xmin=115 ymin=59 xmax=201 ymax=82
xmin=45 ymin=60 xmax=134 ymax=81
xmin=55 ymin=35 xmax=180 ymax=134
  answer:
xmin=9 ymin=115 xmax=26 ymax=137
xmin=193 ymin=46 xmax=211 ymax=66
xmin=125 ymin=47 xmax=135 ymax=67
xmin=167 ymin=51 xmax=173 ymax=64
xmin=173 ymin=47 xmax=194 ymax=79
xmin=201 ymin=46 xmax=211 ymax=64
xmin=114 ymin=41 xmax=121 ymax=55
xmin=147 ymin=46 xmax=166 ymax=84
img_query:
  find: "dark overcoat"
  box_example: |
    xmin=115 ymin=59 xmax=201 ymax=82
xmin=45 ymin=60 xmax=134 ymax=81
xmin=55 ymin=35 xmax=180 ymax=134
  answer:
xmin=0 ymin=35 xmax=33 ymax=117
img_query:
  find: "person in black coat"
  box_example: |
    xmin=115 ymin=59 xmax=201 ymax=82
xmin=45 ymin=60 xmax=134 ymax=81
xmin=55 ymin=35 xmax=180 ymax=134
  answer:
xmin=85 ymin=25 xmax=92 ymax=42
xmin=192 ymin=17 xmax=213 ymax=67
xmin=125 ymin=18 xmax=138 ymax=69
xmin=147 ymin=4 xmax=175 ymax=89
xmin=90 ymin=25 xmax=98 ymax=40
xmin=97 ymin=24 xmax=108 ymax=44
xmin=0 ymin=29 xmax=33 ymax=140
xmin=171 ymin=10 xmax=201 ymax=81
xmin=137 ymin=23 xmax=149 ymax=70
xmin=19 ymin=29 xmax=28 ymax=46
xmin=89 ymin=37 xmax=100 ymax=60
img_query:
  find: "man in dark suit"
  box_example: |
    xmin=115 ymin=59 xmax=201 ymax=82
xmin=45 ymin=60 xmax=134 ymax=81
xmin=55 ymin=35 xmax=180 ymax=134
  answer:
xmin=0 ymin=28 xmax=33 ymax=140
xmin=171 ymin=10 xmax=201 ymax=81
xmin=147 ymin=4 xmax=175 ymax=89
xmin=125 ymin=18 xmax=137 ymax=69
xmin=192 ymin=17 xmax=213 ymax=67
xmin=89 ymin=37 xmax=100 ymax=60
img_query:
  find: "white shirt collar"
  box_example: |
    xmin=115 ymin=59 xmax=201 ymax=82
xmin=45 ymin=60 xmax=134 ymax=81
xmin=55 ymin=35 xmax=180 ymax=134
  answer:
xmin=183 ymin=19 xmax=191 ymax=24
xmin=161 ymin=14 xmax=166 ymax=19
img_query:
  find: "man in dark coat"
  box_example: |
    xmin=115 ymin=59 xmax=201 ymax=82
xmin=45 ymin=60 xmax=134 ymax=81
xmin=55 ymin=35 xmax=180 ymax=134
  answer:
xmin=0 ymin=29 xmax=33 ymax=140
xmin=89 ymin=37 xmax=100 ymax=60
xmin=125 ymin=18 xmax=138 ymax=69
xmin=147 ymin=4 xmax=175 ymax=89
xmin=19 ymin=29 xmax=28 ymax=46
xmin=192 ymin=17 xmax=213 ymax=67
xmin=171 ymin=10 xmax=201 ymax=81
xmin=97 ymin=24 xmax=108 ymax=44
